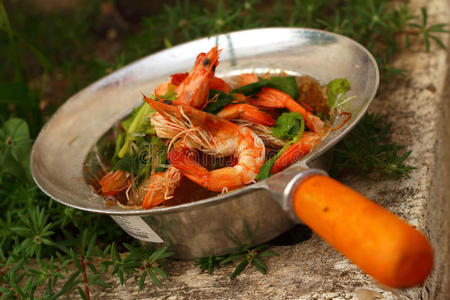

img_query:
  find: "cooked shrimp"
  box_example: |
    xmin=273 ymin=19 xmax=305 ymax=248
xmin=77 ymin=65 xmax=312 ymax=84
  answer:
xmin=145 ymin=97 xmax=266 ymax=191
xmin=141 ymin=166 xmax=182 ymax=209
xmin=209 ymin=76 xmax=231 ymax=93
xmin=250 ymin=87 xmax=327 ymax=135
xmin=175 ymin=46 xmax=221 ymax=108
xmin=270 ymin=132 xmax=321 ymax=174
xmin=216 ymin=104 xmax=275 ymax=126
xmin=98 ymin=170 xmax=132 ymax=196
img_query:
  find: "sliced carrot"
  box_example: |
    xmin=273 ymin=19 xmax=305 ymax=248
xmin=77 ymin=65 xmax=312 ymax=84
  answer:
xmin=293 ymin=175 xmax=433 ymax=288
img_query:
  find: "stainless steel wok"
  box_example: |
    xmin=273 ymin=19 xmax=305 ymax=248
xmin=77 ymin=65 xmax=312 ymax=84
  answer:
xmin=31 ymin=28 xmax=432 ymax=288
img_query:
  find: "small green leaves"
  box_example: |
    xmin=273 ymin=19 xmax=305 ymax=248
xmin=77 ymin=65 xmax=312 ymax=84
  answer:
xmin=204 ymin=89 xmax=235 ymax=114
xmin=110 ymin=244 xmax=173 ymax=289
xmin=326 ymin=79 xmax=351 ymax=108
xmin=117 ymin=101 xmax=155 ymax=158
xmin=255 ymin=154 xmax=278 ymax=181
xmin=270 ymin=112 xmax=304 ymax=140
xmin=256 ymin=132 xmax=304 ymax=181
xmin=10 ymin=207 xmax=55 ymax=257
xmin=330 ymin=113 xmax=415 ymax=179
xmin=194 ymin=254 xmax=225 ymax=274
xmin=408 ymin=7 xmax=449 ymax=52
xmin=194 ymin=243 xmax=278 ymax=280
xmin=230 ymin=259 xmax=248 ymax=279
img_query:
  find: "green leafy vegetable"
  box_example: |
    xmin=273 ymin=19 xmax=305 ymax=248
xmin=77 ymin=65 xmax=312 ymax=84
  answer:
xmin=203 ymin=89 xmax=235 ymax=114
xmin=113 ymin=136 xmax=168 ymax=183
xmin=256 ymin=129 xmax=305 ymax=181
xmin=257 ymin=113 xmax=305 ymax=181
xmin=233 ymin=76 xmax=300 ymax=99
xmin=326 ymin=78 xmax=351 ymax=108
xmin=112 ymin=153 xmax=140 ymax=174
xmin=117 ymin=102 xmax=154 ymax=158
xmin=255 ymin=154 xmax=278 ymax=181
xmin=271 ymin=112 xmax=304 ymax=140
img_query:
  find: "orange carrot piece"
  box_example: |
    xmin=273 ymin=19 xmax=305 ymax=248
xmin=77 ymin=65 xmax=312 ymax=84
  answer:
xmin=293 ymin=175 xmax=433 ymax=288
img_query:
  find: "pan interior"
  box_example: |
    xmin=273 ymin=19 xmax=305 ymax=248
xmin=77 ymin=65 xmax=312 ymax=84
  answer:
xmin=31 ymin=28 xmax=379 ymax=215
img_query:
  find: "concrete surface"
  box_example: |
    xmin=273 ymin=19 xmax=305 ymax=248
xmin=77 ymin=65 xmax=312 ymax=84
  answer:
xmin=65 ymin=0 xmax=450 ymax=298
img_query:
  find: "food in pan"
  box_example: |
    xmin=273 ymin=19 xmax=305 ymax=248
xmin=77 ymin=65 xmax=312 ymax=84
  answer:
xmin=94 ymin=46 xmax=352 ymax=209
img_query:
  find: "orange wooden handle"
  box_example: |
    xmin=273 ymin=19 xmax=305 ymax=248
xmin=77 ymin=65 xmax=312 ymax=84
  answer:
xmin=293 ymin=175 xmax=433 ymax=288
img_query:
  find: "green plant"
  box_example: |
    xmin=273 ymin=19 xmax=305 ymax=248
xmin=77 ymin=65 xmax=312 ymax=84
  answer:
xmin=195 ymin=244 xmax=278 ymax=279
xmin=330 ymin=113 xmax=416 ymax=179
xmin=194 ymin=221 xmax=279 ymax=279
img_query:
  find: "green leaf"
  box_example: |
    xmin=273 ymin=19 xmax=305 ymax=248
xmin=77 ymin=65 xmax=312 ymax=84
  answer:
xmin=10 ymin=226 xmax=29 ymax=236
xmin=233 ymin=76 xmax=300 ymax=100
xmin=203 ymin=89 xmax=235 ymax=114
xmin=138 ymin=272 xmax=147 ymax=291
xmin=252 ymin=257 xmax=267 ymax=275
xmin=270 ymin=112 xmax=304 ymax=140
xmin=117 ymin=102 xmax=154 ymax=158
xmin=149 ymin=246 xmax=169 ymax=263
xmin=429 ymin=35 xmax=446 ymax=49
xmin=256 ymin=126 xmax=305 ymax=181
xmin=69 ymin=249 xmax=82 ymax=272
xmin=220 ymin=252 xmax=247 ymax=265
xmin=77 ymin=287 xmax=88 ymax=300
xmin=251 ymin=244 xmax=270 ymax=252
xmin=112 ymin=152 xmax=139 ymax=173
xmin=50 ymin=271 xmax=81 ymax=300
xmin=258 ymin=251 xmax=279 ymax=258
xmin=230 ymin=259 xmax=249 ymax=279
xmin=152 ymin=267 xmax=168 ymax=280
xmin=87 ymin=263 xmax=97 ymax=275
xmin=326 ymin=78 xmax=351 ymax=108
xmin=255 ymin=154 xmax=277 ymax=181
xmin=86 ymin=233 xmax=97 ymax=258
xmin=148 ymin=269 xmax=162 ymax=286
xmin=94 ymin=278 xmax=111 ymax=289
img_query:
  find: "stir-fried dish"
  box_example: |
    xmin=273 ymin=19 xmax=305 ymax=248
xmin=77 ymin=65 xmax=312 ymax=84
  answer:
xmin=95 ymin=46 xmax=352 ymax=209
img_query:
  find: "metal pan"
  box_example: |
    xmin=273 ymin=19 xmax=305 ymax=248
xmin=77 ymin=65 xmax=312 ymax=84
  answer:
xmin=30 ymin=28 xmax=432 ymax=288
